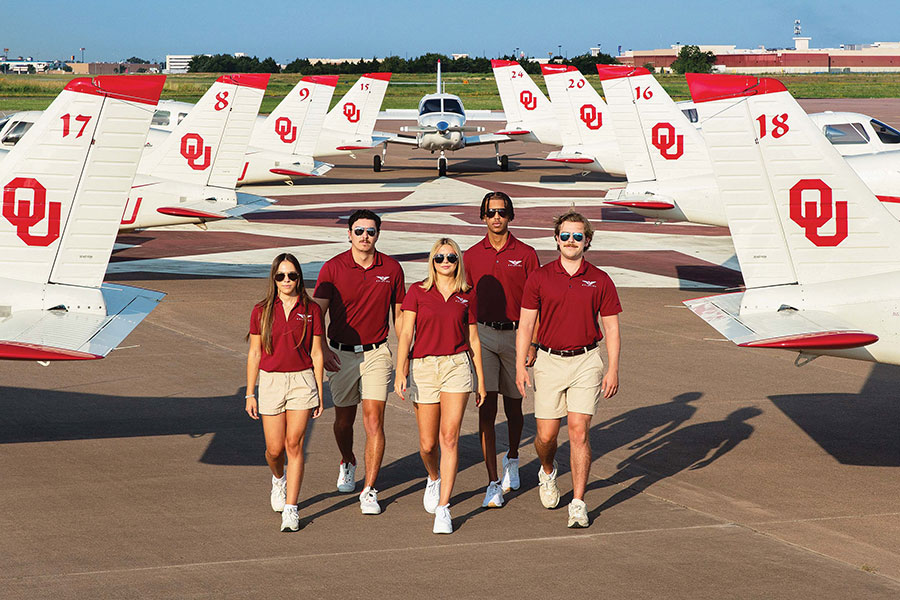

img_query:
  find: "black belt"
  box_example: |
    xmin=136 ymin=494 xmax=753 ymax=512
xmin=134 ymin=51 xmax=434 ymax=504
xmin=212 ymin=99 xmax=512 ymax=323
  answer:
xmin=537 ymin=342 xmax=597 ymax=357
xmin=329 ymin=339 xmax=387 ymax=353
xmin=478 ymin=320 xmax=519 ymax=330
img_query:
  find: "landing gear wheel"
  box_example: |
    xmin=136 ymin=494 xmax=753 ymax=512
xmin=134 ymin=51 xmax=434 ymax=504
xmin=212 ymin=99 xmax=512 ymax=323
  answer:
xmin=500 ymin=154 xmax=509 ymax=171
xmin=438 ymin=157 xmax=447 ymax=177
xmin=373 ymin=154 xmax=382 ymax=172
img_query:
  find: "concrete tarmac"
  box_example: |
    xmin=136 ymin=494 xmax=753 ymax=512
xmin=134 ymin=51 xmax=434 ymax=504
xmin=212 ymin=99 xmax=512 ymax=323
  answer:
xmin=3 ymin=103 xmax=900 ymax=598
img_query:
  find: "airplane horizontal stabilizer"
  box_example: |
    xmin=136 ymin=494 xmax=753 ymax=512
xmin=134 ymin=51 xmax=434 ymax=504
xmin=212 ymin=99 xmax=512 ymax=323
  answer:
xmin=226 ymin=192 xmax=276 ymax=218
xmin=684 ymin=292 xmax=878 ymax=350
xmin=545 ymin=150 xmax=596 ymax=165
xmin=0 ymin=284 xmax=164 ymax=360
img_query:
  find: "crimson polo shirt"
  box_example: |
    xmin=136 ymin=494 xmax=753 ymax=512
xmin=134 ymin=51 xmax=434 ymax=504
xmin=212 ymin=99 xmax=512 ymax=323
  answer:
xmin=464 ymin=233 xmax=540 ymax=323
xmin=313 ymin=250 xmax=406 ymax=345
xmin=521 ymin=258 xmax=622 ymax=351
xmin=249 ymin=298 xmax=324 ymax=372
xmin=401 ymin=283 xmax=477 ymax=359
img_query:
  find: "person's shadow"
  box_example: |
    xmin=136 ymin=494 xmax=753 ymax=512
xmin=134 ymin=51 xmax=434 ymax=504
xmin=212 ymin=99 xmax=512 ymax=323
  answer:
xmin=593 ymin=392 xmax=701 ymax=458
xmin=587 ymin=407 xmax=763 ymax=521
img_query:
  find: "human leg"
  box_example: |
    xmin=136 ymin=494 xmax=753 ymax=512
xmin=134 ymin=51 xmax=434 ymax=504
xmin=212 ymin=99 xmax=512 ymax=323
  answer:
xmin=261 ymin=414 xmax=287 ymax=478
xmin=332 ymin=405 xmax=357 ymax=465
xmin=478 ymin=392 xmax=500 ymax=481
xmin=437 ymin=392 xmax=468 ymax=506
xmin=284 ymin=408 xmax=314 ymax=505
xmin=360 ymin=398 xmax=386 ymax=489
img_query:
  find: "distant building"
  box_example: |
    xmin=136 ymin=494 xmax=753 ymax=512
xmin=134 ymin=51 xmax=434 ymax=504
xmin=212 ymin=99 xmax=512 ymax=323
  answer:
xmin=165 ymin=54 xmax=195 ymax=74
xmin=67 ymin=62 xmax=160 ymax=75
xmin=1 ymin=59 xmax=50 ymax=73
xmin=619 ymin=38 xmax=900 ymax=73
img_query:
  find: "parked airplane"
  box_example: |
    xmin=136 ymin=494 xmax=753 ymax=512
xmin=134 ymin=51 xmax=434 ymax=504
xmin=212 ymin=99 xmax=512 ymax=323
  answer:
xmin=490 ymin=59 xmax=562 ymax=145
xmin=539 ymin=64 xmax=626 ymax=175
xmin=682 ymin=73 xmax=900 ymax=366
xmin=597 ymin=65 xmax=900 ymax=225
xmin=384 ymin=61 xmax=514 ymax=177
xmin=0 ymin=75 xmax=165 ymax=361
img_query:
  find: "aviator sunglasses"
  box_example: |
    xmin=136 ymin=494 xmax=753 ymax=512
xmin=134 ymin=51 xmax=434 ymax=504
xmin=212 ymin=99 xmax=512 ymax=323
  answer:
xmin=485 ymin=208 xmax=508 ymax=218
xmin=558 ymin=232 xmax=585 ymax=242
xmin=274 ymin=272 xmax=300 ymax=282
xmin=353 ymin=227 xmax=378 ymax=237
xmin=433 ymin=253 xmax=459 ymax=264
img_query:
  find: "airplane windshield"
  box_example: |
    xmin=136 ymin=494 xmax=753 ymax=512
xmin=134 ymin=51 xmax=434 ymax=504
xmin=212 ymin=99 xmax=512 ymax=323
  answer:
xmin=1 ymin=121 xmax=33 ymax=146
xmin=420 ymin=98 xmax=465 ymax=116
xmin=871 ymin=119 xmax=900 ymax=144
xmin=442 ymin=99 xmax=464 ymax=115
xmin=152 ymin=110 xmax=170 ymax=127
xmin=681 ymin=108 xmax=698 ymax=123
xmin=420 ymin=99 xmax=443 ymax=115
xmin=823 ymin=123 xmax=870 ymax=145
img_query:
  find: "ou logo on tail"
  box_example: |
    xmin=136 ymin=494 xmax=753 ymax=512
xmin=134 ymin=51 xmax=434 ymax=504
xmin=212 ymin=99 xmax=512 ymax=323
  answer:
xmin=789 ymin=179 xmax=848 ymax=247
xmin=519 ymin=90 xmax=537 ymax=111
xmin=344 ymin=103 xmax=360 ymax=123
xmin=3 ymin=177 xmax=61 ymax=246
xmin=275 ymin=117 xmax=297 ymax=144
xmin=579 ymin=105 xmax=602 ymax=130
xmin=180 ymin=133 xmax=211 ymax=171
xmin=651 ymin=122 xmax=684 ymax=160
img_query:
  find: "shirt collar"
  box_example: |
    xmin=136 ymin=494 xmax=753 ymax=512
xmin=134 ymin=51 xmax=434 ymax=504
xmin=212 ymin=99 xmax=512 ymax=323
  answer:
xmin=343 ymin=248 xmax=383 ymax=270
xmin=481 ymin=232 xmax=516 ymax=253
xmin=552 ymin=256 xmax=589 ymax=277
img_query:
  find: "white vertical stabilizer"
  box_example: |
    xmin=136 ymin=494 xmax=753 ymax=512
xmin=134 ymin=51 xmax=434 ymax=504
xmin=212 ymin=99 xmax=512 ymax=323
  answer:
xmin=252 ymin=75 xmax=337 ymax=157
xmin=491 ymin=59 xmax=561 ymax=145
xmin=321 ymin=72 xmax=392 ymax=143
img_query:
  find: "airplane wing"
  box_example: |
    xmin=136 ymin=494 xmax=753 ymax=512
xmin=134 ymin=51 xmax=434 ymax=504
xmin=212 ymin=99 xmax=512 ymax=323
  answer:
xmin=684 ymin=292 xmax=878 ymax=350
xmin=0 ymin=284 xmax=165 ymax=360
xmin=370 ymin=132 xmax=417 ymax=147
xmin=463 ymin=133 xmax=513 ymax=146
xmin=545 ymin=148 xmax=599 ymax=166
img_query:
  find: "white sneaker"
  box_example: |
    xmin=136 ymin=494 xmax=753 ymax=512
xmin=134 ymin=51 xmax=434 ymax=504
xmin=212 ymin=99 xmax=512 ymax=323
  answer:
xmin=432 ymin=504 xmax=453 ymax=534
xmin=336 ymin=462 xmax=356 ymax=493
xmin=567 ymin=499 xmax=589 ymax=528
xmin=423 ymin=476 xmax=441 ymax=514
xmin=280 ymin=507 xmax=300 ymax=532
xmin=501 ymin=452 xmax=520 ymax=492
xmin=270 ymin=475 xmax=286 ymax=512
xmin=359 ymin=486 xmax=382 ymax=515
xmin=537 ymin=460 xmax=560 ymax=509
xmin=482 ymin=480 xmax=504 ymax=508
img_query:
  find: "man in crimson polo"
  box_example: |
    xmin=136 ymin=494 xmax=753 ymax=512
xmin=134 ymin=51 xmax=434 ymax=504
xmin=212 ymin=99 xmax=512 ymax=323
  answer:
xmin=313 ymin=209 xmax=405 ymax=516
xmin=516 ymin=209 xmax=621 ymax=528
xmin=463 ymin=191 xmax=539 ymax=509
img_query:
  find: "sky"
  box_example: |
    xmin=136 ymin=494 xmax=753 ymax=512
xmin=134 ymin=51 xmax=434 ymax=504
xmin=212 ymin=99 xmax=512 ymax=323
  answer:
xmin=5 ymin=0 xmax=899 ymax=63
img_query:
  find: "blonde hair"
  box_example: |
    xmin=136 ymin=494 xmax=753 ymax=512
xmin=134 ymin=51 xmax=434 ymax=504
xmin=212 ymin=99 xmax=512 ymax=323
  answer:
xmin=420 ymin=237 xmax=470 ymax=293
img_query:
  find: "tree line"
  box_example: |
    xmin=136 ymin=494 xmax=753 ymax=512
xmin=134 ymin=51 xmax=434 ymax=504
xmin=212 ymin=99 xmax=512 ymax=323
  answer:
xmin=188 ymin=51 xmax=620 ymax=74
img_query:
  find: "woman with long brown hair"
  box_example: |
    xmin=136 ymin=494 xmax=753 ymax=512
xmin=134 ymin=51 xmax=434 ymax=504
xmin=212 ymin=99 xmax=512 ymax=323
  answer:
xmin=395 ymin=237 xmax=487 ymax=534
xmin=246 ymin=253 xmax=325 ymax=532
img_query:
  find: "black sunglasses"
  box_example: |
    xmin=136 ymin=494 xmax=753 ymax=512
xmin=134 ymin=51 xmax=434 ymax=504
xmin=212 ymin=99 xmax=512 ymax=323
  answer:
xmin=353 ymin=227 xmax=378 ymax=237
xmin=558 ymin=232 xmax=585 ymax=242
xmin=274 ymin=272 xmax=300 ymax=282
xmin=433 ymin=253 xmax=459 ymax=264
xmin=485 ymin=208 xmax=508 ymax=218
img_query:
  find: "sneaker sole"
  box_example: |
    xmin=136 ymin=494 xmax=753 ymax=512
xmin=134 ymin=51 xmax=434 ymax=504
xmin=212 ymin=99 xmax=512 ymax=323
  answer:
xmin=433 ymin=527 xmax=453 ymax=534
xmin=281 ymin=524 xmax=300 ymax=532
xmin=361 ymin=506 xmax=382 ymax=515
xmin=541 ymin=497 xmax=560 ymax=509
xmin=337 ymin=485 xmax=356 ymax=493
xmin=483 ymin=500 xmax=503 ymax=508
xmin=567 ymin=520 xmax=589 ymax=528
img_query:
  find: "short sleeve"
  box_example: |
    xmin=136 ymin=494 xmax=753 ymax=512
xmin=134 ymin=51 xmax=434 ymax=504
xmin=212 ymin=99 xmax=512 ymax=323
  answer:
xmin=313 ymin=261 xmax=334 ymax=300
xmin=310 ymin=302 xmax=325 ymax=336
xmin=466 ymin=290 xmax=477 ymax=324
xmin=598 ymin=272 xmax=622 ymax=317
xmin=526 ymin=246 xmax=541 ymax=272
xmin=463 ymin=249 xmax=475 ymax=287
xmin=392 ymin=261 xmax=406 ymax=304
xmin=249 ymin=304 xmax=262 ymax=335
xmin=401 ymin=283 xmax=421 ymax=312
xmin=521 ymin=270 xmax=541 ymax=311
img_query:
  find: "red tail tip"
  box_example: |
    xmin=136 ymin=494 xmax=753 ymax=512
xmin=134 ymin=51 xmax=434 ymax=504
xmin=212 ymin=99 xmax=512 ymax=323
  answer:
xmin=595 ymin=64 xmax=650 ymax=80
xmin=218 ymin=73 xmax=270 ymax=90
xmin=65 ymin=75 xmax=166 ymax=106
xmin=303 ymin=75 xmax=339 ymax=87
xmin=686 ymin=73 xmax=787 ymax=103
xmin=363 ymin=72 xmax=392 ymax=81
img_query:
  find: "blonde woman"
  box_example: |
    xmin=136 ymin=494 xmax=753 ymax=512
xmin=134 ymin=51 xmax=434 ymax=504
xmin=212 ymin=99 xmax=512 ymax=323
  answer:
xmin=246 ymin=253 xmax=325 ymax=532
xmin=395 ymin=238 xmax=487 ymax=534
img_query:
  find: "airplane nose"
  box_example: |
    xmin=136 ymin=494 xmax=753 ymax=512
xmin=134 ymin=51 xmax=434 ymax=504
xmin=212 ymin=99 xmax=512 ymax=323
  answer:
xmin=436 ymin=121 xmax=449 ymax=133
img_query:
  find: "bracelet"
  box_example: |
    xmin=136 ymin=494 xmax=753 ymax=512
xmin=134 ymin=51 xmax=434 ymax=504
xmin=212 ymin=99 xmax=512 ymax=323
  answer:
xmin=530 ymin=342 xmax=539 ymax=348
xmin=245 ymin=394 xmax=255 ymax=398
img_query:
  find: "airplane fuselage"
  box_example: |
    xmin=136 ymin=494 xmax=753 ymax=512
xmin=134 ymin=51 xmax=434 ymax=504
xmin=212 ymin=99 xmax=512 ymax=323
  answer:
xmin=415 ymin=93 xmax=467 ymax=152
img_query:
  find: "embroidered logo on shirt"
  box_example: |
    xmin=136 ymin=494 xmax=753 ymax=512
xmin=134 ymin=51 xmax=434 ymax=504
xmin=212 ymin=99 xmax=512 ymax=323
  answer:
xmin=295 ymin=313 xmax=311 ymax=320
xmin=507 ymin=259 xmax=523 ymax=267
xmin=453 ymin=296 xmax=469 ymax=304
xmin=375 ymin=275 xmax=391 ymax=283
xmin=582 ymin=280 xmax=597 ymax=288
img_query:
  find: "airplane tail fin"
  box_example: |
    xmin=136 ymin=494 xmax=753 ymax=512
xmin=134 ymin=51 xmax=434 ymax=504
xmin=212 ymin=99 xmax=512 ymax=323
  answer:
xmin=140 ymin=73 xmax=269 ymax=189
xmin=689 ymin=73 xmax=900 ymax=288
xmin=323 ymin=73 xmax=392 ymax=140
xmin=253 ymin=75 xmax=338 ymax=157
xmin=491 ymin=59 xmax=559 ymax=144
xmin=1 ymin=75 xmax=164 ymax=288
xmin=436 ymin=59 xmax=442 ymax=94
xmin=541 ymin=64 xmax=613 ymax=148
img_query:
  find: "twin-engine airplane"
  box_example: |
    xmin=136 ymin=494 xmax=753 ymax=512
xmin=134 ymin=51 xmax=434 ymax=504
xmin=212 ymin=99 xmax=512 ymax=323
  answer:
xmin=385 ymin=61 xmax=514 ymax=177
xmin=0 ymin=76 xmax=165 ymax=361
xmin=683 ymin=73 xmax=900 ymax=366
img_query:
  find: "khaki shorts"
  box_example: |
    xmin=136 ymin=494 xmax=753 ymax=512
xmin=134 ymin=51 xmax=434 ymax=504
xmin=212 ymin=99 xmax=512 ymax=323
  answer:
xmin=258 ymin=369 xmax=319 ymax=415
xmin=408 ymin=352 xmax=474 ymax=404
xmin=477 ymin=324 xmax=521 ymax=399
xmin=533 ymin=346 xmax=604 ymax=419
xmin=327 ymin=343 xmax=393 ymax=408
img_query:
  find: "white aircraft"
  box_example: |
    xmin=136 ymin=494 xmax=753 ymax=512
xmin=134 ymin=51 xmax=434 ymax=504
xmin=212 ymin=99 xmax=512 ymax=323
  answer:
xmin=0 ymin=75 xmax=164 ymax=361
xmin=123 ymin=72 xmax=271 ymax=230
xmin=385 ymin=61 xmax=514 ymax=177
xmin=539 ymin=64 xmax=626 ymax=175
xmin=683 ymin=73 xmax=900 ymax=366
xmin=490 ymin=59 xmax=562 ymax=145
xmin=147 ymin=73 xmax=392 ymax=183
xmin=598 ymin=65 xmax=900 ymax=225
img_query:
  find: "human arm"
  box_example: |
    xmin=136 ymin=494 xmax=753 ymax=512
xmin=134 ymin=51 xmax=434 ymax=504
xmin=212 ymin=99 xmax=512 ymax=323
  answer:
xmin=525 ymin=313 xmax=539 ymax=367
xmin=600 ymin=314 xmax=620 ymax=399
xmin=246 ymin=334 xmax=262 ymax=420
xmin=515 ymin=307 xmax=539 ymax=397
xmin=468 ymin=323 xmax=487 ymax=407
xmin=310 ymin=333 xmax=325 ymax=418
xmin=312 ymin=296 xmax=340 ymax=371
xmin=394 ymin=310 xmax=414 ymax=401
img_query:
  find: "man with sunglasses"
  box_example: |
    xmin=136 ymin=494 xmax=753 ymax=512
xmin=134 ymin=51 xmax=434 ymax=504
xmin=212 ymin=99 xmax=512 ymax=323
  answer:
xmin=313 ymin=209 xmax=405 ymax=515
xmin=463 ymin=191 xmax=540 ymax=509
xmin=516 ymin=209 xmax=621 ymax=528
